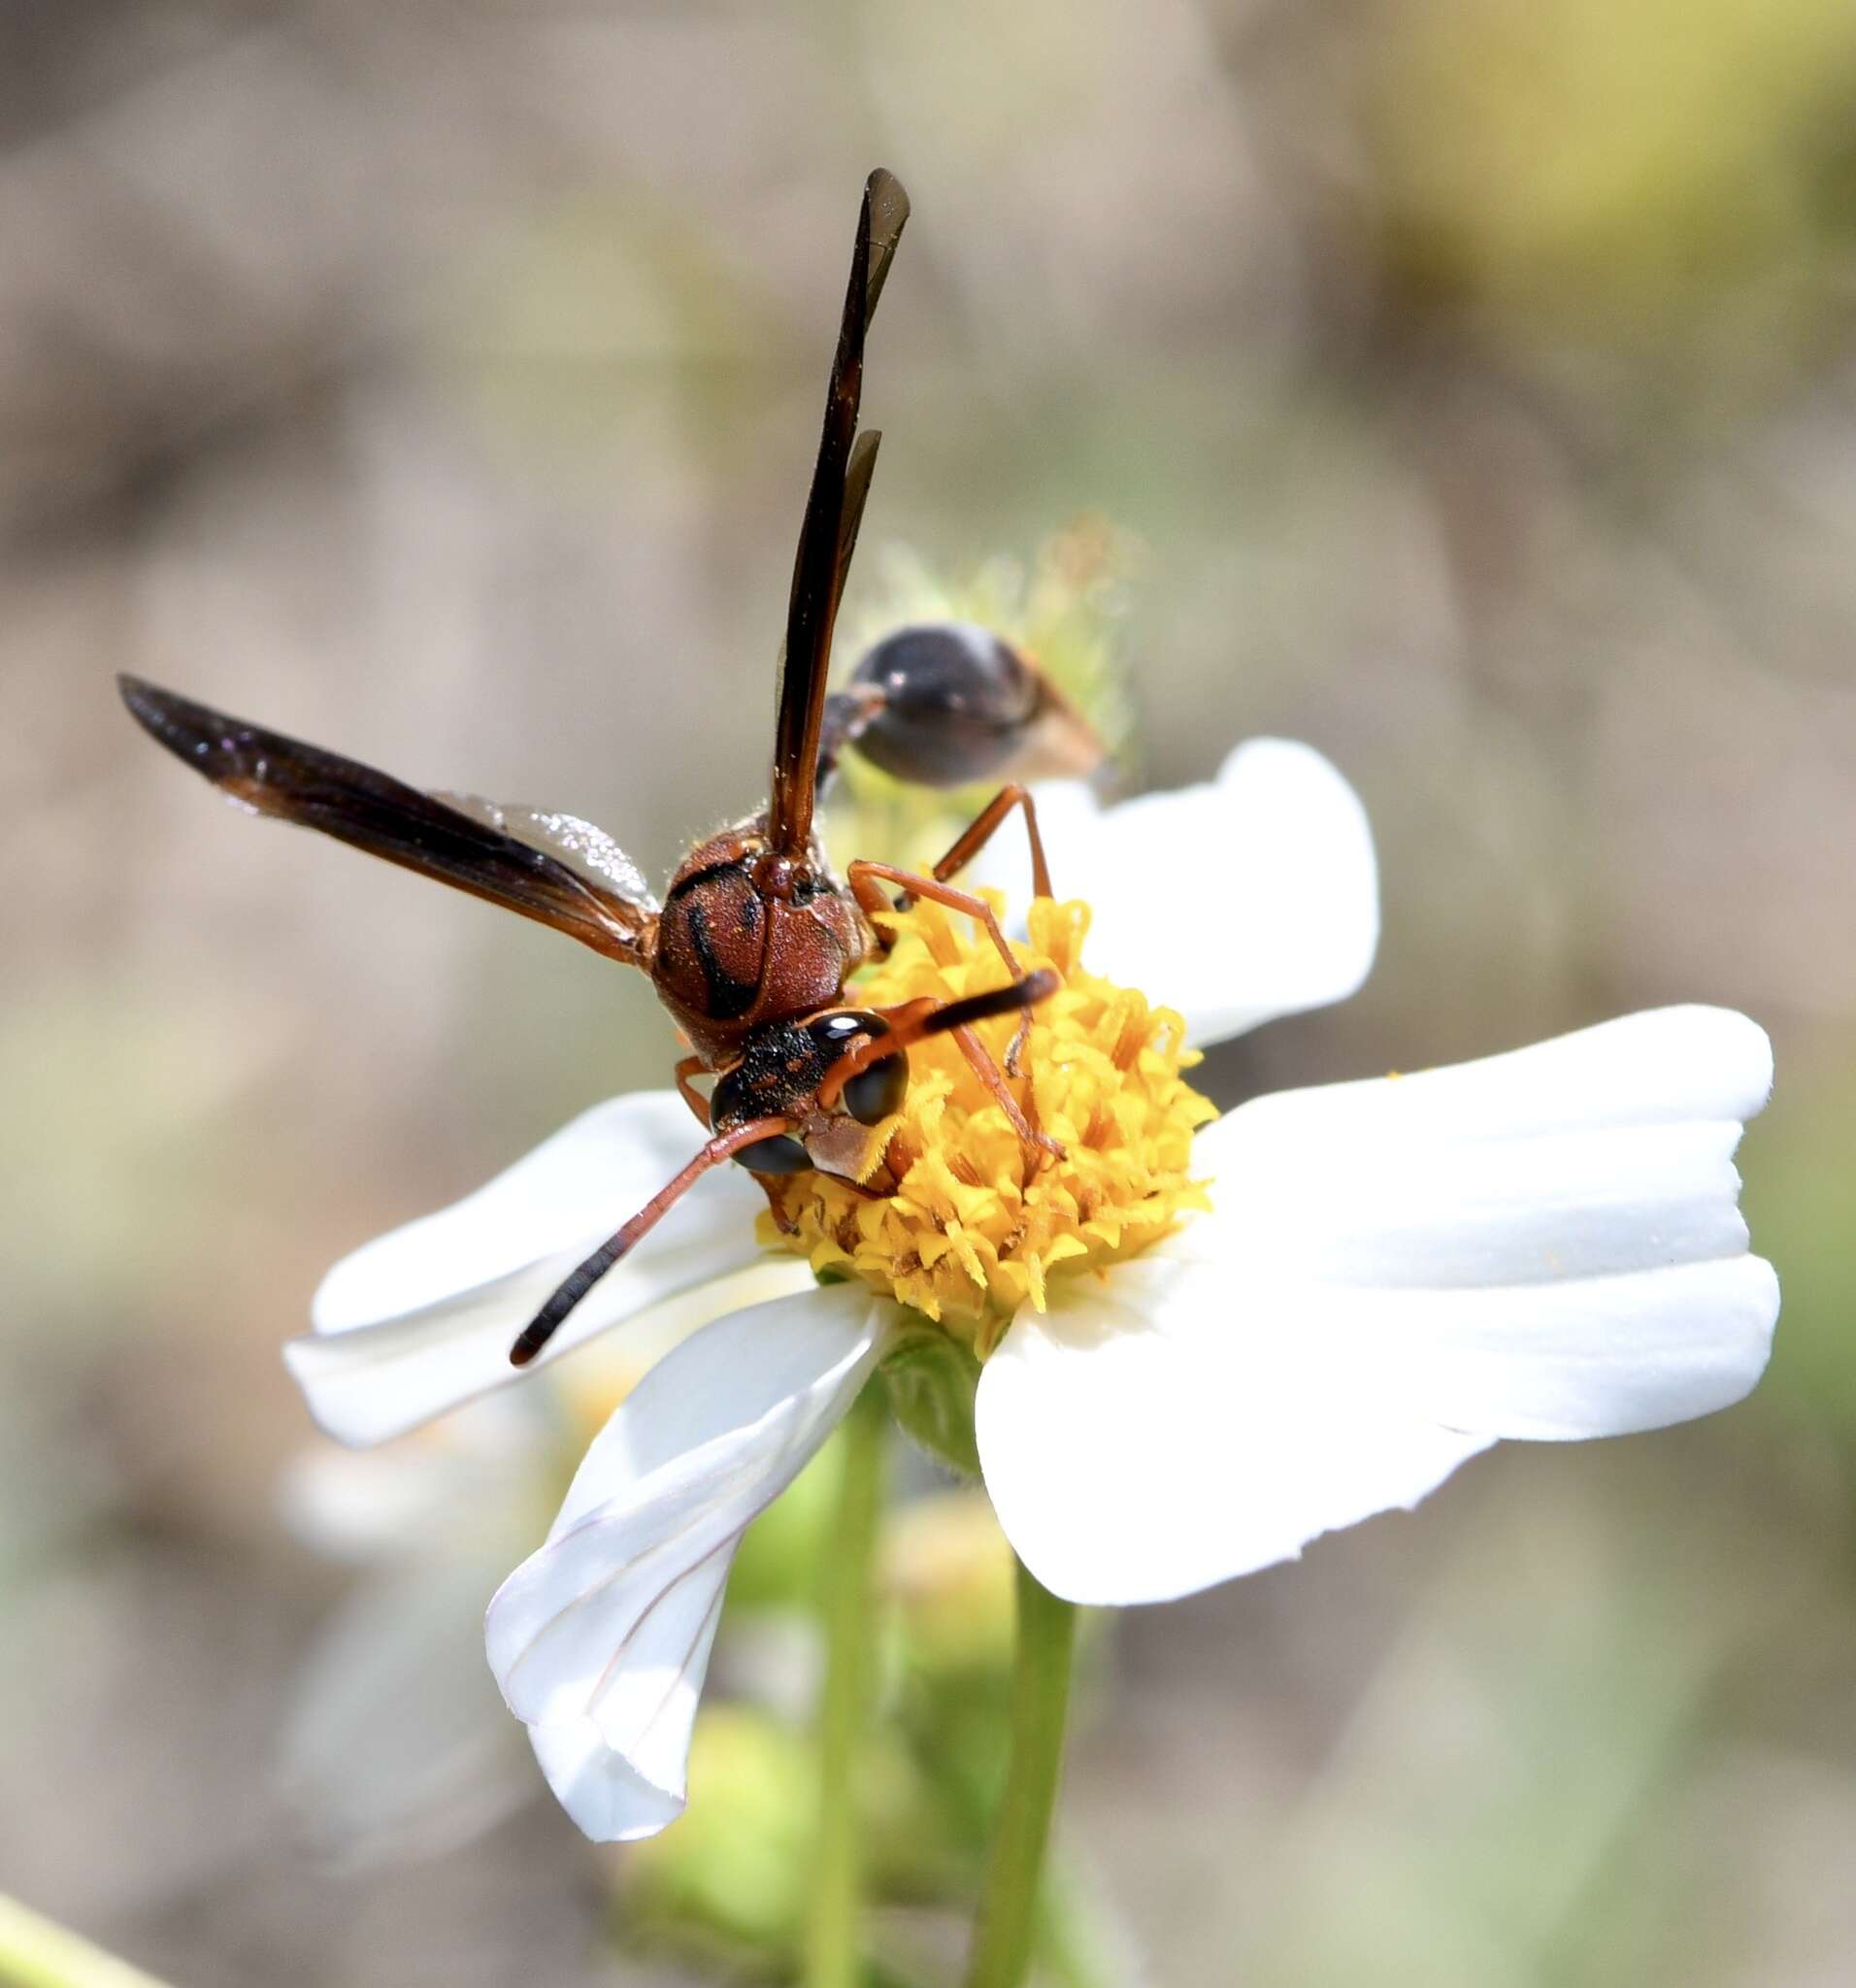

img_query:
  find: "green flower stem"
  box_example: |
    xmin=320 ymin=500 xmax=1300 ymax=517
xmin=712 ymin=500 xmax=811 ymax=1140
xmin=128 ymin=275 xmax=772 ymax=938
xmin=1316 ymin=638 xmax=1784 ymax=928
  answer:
xmin=963 ymin=1558 xmax=1080 ymax=1988
xmin=803 ymin=1381 xmax=891 ymax=1988
xmin=0 ymin=1896 xmax=174 ymax=1988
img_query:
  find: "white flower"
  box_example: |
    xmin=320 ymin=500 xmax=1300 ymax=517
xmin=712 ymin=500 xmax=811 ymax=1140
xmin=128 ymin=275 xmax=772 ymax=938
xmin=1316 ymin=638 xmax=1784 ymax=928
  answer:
xmin=274 ymin=1325 xmax=710 ymax=1861
xmin=969 ymin=736 xmax=1379 ymax=1046
xmin=975 ymin=1004 xmax=1775 ymax=1605
xmin=282 ymin=743 xmax=1776 ymax=1841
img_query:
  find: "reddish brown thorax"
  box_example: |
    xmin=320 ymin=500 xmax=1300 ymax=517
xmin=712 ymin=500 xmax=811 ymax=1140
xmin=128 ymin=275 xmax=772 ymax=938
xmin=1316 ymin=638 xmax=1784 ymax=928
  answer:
xmin=649 ymin=820 xmax=869 ymax=1063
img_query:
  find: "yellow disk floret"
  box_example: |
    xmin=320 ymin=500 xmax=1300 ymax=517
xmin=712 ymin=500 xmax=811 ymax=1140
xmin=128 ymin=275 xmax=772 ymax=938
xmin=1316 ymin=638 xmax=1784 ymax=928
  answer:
xmin=757 ymin=895 xmax=1215 ymax=1353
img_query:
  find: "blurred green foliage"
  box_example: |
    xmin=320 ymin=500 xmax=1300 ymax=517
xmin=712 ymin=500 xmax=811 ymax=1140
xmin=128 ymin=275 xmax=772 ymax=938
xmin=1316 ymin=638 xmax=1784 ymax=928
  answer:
xmin=1371 ymin=0 xmax=1856 ymax=384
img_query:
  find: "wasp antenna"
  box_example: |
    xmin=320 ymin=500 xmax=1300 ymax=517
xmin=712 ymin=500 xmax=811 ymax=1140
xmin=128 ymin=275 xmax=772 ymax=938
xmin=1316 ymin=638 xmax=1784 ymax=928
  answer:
xmin=508 ymin=1115 xmax=798 ymax=1367
xmin=919 ymin=970 xmax=1060 ymax=1039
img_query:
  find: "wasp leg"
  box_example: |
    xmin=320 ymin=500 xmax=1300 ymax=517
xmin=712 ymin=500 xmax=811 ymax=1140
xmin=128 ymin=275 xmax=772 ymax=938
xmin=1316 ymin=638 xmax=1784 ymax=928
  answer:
xmin=846 ymin=861 xmax=1021 ymax=980
xmin=822 ymin=975 xmax=1067 ymax=1173
xmin=931 ymin=783 xmax=1052 ymax=902
xmin=929 ymin=789 xmax=1052 ymax=1072
xmin=674 ymin=1053 xmax=712 ymax=1130
xmin=1004 ymin=1009 xmax=1034 ymax=1080
xmin=847 ymin=862 xmax=898 ymax=958
xmin=953 ymin=1023 xmax=1064 ymax=1167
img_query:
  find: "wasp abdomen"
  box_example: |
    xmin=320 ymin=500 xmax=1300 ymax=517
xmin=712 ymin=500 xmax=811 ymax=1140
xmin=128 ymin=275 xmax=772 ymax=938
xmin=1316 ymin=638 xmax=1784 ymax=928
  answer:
xmin=849 ymin=623 xmax=1036 ymax=785
xmin=835 ymin=622 xmax=1103 ymax=789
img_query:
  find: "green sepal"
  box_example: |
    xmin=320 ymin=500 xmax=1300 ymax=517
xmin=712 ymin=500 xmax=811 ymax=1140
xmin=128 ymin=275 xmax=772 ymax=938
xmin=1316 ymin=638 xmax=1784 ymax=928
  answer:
xmin=880 ymin=1322 xmax=982 ymax=1477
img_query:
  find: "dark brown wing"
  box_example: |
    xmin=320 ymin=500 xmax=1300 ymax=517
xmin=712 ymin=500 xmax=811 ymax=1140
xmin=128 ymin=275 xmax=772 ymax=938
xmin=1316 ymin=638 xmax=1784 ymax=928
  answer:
xmin=833 ymin=428 xmax=882 ymax=612
xmin=767 ymin=167 xmax=910 ymax=859
xmin=119 ymin=676 xmax=655 ymax=966
xmin=433 ymin=793 xmax=658 ymax=911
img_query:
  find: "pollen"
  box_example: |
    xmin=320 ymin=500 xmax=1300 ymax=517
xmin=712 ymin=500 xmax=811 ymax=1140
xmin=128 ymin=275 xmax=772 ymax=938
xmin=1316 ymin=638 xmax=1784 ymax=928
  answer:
xmin=757 ymin=895 xmax=1215 ymax=1353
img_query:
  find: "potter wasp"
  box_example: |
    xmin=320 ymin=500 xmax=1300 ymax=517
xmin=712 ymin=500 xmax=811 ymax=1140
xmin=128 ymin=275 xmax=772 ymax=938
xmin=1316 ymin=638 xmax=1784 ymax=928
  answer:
xmin=119 ymin=169 xmax=1102 ymax=1368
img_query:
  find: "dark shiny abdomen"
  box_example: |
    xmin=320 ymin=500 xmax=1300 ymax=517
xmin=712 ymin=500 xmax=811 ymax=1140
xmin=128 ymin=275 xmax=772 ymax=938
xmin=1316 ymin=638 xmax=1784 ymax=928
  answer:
xmin=848 ymin=622 xmax=1039 ymax=786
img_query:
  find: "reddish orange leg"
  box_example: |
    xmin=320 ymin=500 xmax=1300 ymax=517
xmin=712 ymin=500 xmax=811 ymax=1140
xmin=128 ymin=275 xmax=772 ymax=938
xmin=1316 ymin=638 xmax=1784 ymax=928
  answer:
xmin=846 ymin=861 xmax=1021 ymax=979
xmin=1007 ymin=1013 xmax=1036 ymax=1078
xmin=932 ymin=783 xmax=1052 ymax=901
xmin=820 ymin=973 xmax=1067 ymax=1171
xmin=1004 ymin=1011 xmax=1034 ymax=1080
xmin=953 ymin=1023 xmax=1063 ymax=1166
xmin=674 ymin=1053 xmax=712 ymax=1130
xmin=931 ymin=785 xmax=1054 ymax=1073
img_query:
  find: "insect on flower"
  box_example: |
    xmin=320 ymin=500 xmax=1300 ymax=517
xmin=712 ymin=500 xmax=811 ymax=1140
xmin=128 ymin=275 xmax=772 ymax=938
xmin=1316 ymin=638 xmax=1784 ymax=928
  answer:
xmin=119 ymin=168 xmax=1095 ymax=1372
xmin=118 ymin=168 xmax=1779 ymax=1852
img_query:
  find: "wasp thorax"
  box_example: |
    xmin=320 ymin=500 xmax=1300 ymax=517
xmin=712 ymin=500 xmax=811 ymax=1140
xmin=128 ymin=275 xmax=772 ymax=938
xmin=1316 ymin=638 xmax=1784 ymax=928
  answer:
xmin=653 ymin=832 xmax=768 ymax=1027
xmin=712 ymin=1010 xmax=906 ymax=1176
xmin=650 ymin=827 xmax=866 ymax=1062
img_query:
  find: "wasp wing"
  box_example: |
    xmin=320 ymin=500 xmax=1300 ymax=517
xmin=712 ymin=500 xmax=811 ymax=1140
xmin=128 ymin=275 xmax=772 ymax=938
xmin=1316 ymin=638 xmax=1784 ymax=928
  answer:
xmin=768 ymin=168 xmax=909 ymax=859
xmin=119 ymin=676 xmax=655 ymax=966
xmin=833 ymin=427 xmax=882 ymax=613
xmin=433 ymin=794 xmax=660 ymax=913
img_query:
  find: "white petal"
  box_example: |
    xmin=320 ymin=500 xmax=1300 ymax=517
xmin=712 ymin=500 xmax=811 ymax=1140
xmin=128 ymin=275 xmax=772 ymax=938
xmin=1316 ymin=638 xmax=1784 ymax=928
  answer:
xmin=976 ymin=1251 xmax=1490 ymax=1607
xmin=976 ymin=740 xmax=1377 ymax=1046
xmin=1192 ymin=1009 xmax=1777 ymax=1439
xmin=528 ymin=1716 xmax=696 ymax=1844
xmin=1200 ymin=1117 xmax=1756 ymax=1290
xmin=1319 ymin=1255 xmax=1780 ymax=1441
xmin=978 ymin=1007 xmax=1776 ymax=1605
xmin=285 ymin=1091 xmax=812 ymax=1445
xmin=312 ymin=1092 xmax=764 ymax=1331
xmin=1222 ymin=1005 xmax=1773 ymax=1145
xmin=286 ymin=1259 xmax=811 ymax=1452
xmin=485 ymin=1282 xmax=898 ymax=1841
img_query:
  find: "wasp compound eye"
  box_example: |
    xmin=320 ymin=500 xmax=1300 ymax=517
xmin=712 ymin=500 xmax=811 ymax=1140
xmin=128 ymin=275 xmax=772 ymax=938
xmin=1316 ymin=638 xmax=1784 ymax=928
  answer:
xmin=809 ymin=1010 xmax=908 ymax=1125
xmin=730 ymin=1131 xmax=811 ymax=1175
xmin=848 ymin=623 xmax=1040 ymax=787
xmin=808 ymin=1010 xmax=878 ymax=1053
xmin=843 ymin=1053 xmax=908 ymax=1126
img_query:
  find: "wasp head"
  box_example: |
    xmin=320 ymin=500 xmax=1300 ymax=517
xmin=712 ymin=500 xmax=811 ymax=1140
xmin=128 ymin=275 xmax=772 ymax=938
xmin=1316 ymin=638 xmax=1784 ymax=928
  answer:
xmin=708 ymin=1010 xmax=907 ymax=1180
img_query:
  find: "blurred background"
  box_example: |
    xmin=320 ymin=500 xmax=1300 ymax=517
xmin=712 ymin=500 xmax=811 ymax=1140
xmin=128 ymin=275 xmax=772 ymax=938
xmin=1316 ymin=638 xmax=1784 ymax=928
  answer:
xmin=5 ymin=1 xmax=1856 ymax=1982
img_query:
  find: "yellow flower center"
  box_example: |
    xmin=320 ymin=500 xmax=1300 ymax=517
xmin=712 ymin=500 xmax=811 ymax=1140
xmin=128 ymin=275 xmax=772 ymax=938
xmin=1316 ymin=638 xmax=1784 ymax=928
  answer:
xmin=757 ymin=895 xmax=1215 ymax=1354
